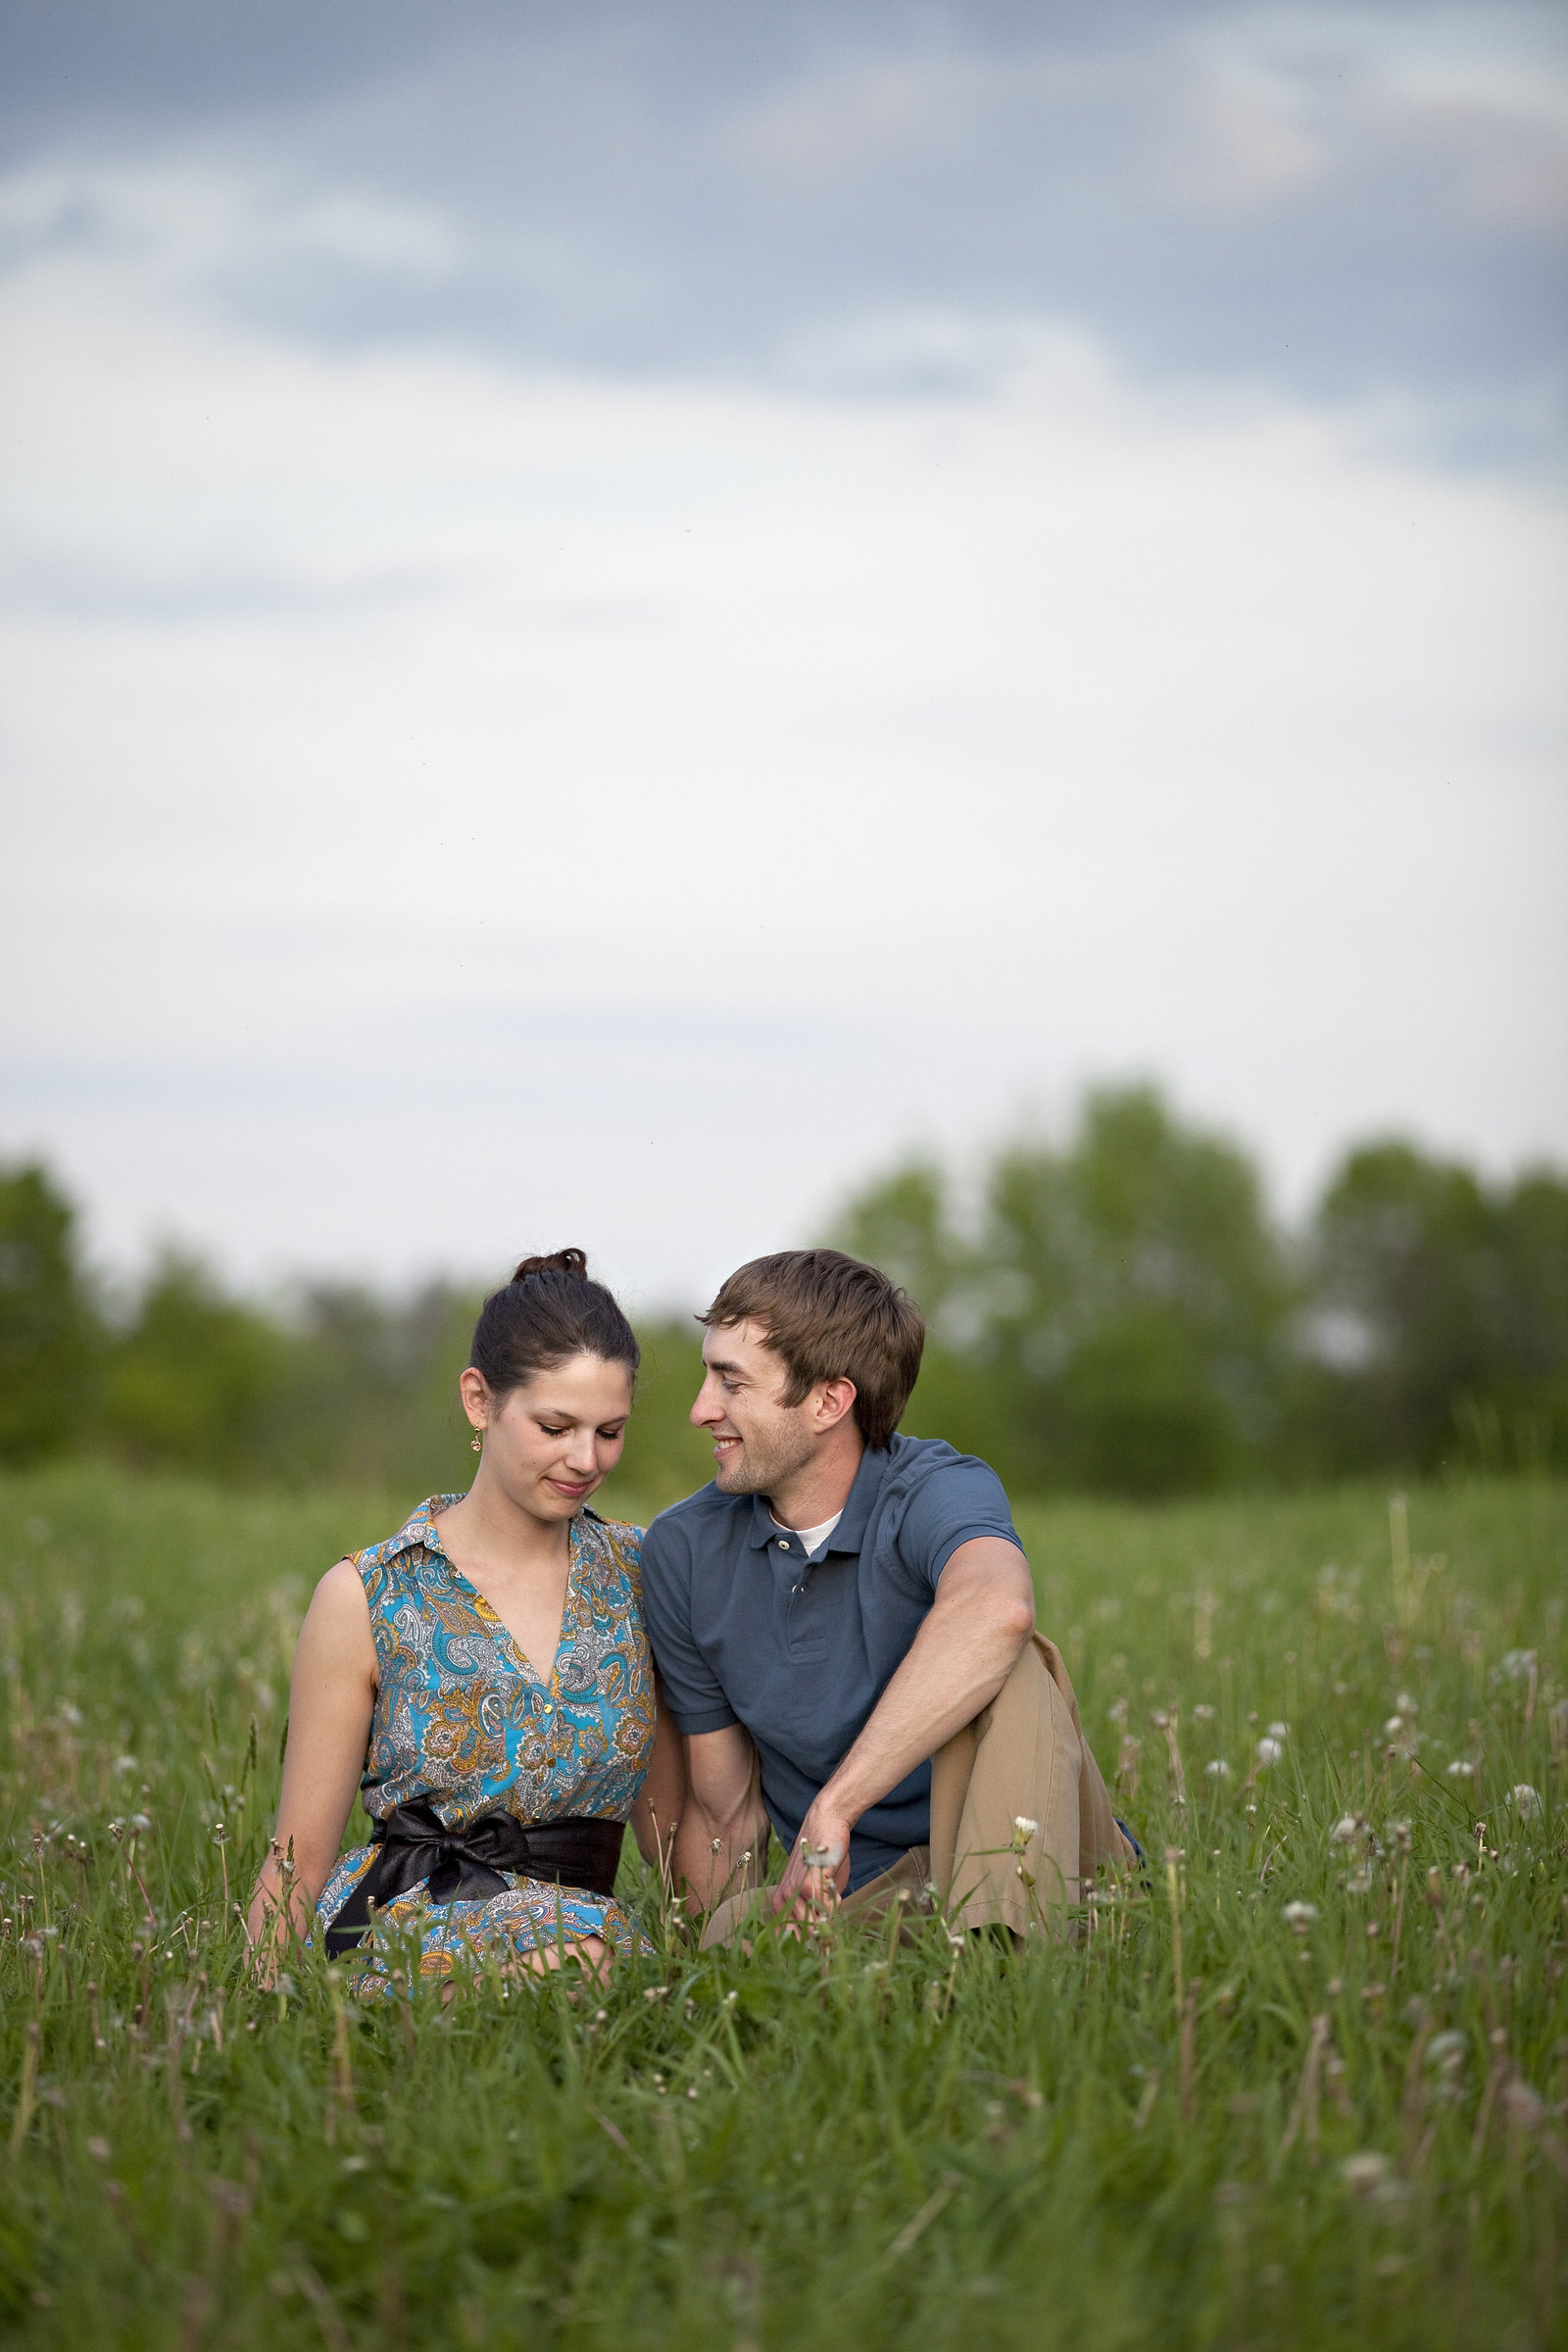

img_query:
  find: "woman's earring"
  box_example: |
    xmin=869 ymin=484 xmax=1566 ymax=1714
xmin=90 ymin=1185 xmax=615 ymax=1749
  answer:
xmin=470 ymin=1429 xmax=483 ymax=1453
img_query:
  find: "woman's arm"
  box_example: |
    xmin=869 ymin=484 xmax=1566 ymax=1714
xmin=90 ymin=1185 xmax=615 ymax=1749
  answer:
xmin=246 ymin=1558 xmax=377 ymax=1967
xmin=629 ymin=1679 xmax=685 ymax=1877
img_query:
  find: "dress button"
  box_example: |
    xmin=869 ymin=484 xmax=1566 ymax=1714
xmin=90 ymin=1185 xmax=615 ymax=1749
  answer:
xmin=543 ymin=1703 xmax=554 ymax=1715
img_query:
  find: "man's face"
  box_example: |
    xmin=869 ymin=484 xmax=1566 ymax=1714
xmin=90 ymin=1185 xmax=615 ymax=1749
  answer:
xmin=690 ymin=1320 xmax=816 ymax=1496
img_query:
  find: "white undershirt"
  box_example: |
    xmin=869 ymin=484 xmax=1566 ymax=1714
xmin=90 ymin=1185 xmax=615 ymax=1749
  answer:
xmin=770 ymin=1508 xmax=844 ymax=1559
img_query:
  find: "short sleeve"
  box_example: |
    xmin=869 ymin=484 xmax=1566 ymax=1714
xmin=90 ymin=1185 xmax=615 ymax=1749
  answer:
xmin=639 ymin=1511 xmax=739 ymax=1737
xmin=896 ymin=1455 xmax=1021 ymax=1599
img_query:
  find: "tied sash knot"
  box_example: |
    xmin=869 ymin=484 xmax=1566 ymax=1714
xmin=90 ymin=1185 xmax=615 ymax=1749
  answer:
xmin=323 ymin=1798 xmax=624 ymax=1957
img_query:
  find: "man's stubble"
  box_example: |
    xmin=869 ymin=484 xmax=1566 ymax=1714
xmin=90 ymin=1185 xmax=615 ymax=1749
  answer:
xmin=712 ymin=1411 xmax=815 ymax=1501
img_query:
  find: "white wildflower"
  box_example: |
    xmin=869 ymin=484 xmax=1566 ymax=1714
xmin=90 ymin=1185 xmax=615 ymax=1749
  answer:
xmin=1255 ymin=1737 xmax=1285 ymax=1768
xmin=1499 ymin=1649 xmax=1537 ymax=1682
xmin=1204 ymin=1759 xmax=1231 ymax=1780
xmin=1267 ymin=1721 xmax=1290 ymax=1740
xmin=1330 ymin=1814 xmax=1362 ymax=1844
xmin=1510 ymin=1784 xmax=1543 ymax=1819
xmin=1013 ymin=1817 xmax=1040 ymax=1839
xmin=1446 ymin=1760 xmax=1475 ymax=1780
xmin=1283 ymin=1900 xmax=1318 ymax=1933
xmin=1342 ymin=2152 xmax=1392 ymax=2197
xmin=1383 ymin=1716 xmax=1403 ymax=1737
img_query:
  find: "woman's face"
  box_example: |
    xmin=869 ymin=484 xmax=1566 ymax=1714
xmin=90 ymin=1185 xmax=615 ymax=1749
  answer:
xmin=467 ymin=1353 xmax=634 ymax=1522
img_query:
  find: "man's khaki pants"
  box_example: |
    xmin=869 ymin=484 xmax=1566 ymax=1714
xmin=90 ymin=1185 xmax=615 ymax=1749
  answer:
xmin=698 ymin=1633 xmax=1132 ymax=1948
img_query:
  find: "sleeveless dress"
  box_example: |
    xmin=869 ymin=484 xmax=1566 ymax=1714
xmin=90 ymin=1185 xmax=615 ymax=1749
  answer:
xmin=315 ymin=1494 xmax=657 ymax=1989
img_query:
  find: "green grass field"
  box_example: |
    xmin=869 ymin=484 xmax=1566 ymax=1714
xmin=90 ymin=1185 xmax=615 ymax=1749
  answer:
xmin=0 ymin=1466 xmax=1564 ymax=2350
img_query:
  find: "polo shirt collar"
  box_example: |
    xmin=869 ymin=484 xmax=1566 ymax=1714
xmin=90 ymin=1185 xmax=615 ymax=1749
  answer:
xmin=744 ymin=1441 xmax=893 ymax=1555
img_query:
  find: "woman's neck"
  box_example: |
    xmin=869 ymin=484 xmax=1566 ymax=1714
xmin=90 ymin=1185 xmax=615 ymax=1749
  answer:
xmin=435 ymin=1473 xmax=570 ymax=1580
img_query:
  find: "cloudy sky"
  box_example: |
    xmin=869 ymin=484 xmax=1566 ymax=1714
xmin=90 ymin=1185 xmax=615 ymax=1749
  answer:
xmin=2 ymin=0 xmax=1565 ymax=1310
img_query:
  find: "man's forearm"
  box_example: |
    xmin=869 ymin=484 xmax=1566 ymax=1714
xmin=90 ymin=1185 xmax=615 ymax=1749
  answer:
xmin=673 ymin=1802 xmax=768 ymax=1913
xmin=672 ymin=1771 xmax=770 ymax=1915
xmin=815 ymin=1550 xmax=1036 ymax=1833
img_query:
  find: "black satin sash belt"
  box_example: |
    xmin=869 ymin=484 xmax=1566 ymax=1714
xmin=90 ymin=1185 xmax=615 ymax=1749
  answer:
xmin=323 ymin=1799 xmax=625 ymax=1958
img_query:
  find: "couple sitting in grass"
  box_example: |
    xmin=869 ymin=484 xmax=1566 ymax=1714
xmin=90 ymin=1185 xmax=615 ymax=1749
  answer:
xmin=248 ymin=1248 xmax=1135 ymax=1990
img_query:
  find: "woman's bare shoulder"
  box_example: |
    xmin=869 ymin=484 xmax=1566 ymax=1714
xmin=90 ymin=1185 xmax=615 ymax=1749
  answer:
xmin=298 ymin=1557 xmax=374 ymax=1653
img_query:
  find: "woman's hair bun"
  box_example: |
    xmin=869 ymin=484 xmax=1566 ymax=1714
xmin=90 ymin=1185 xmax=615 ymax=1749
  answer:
xmin=512 ymin=1247 xmax=590 ymax=1284
xmin=472 ymin=1247 xmax=638 ymax=1397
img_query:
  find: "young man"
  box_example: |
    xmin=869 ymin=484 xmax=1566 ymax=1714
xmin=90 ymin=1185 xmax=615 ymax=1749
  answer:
xmin=639 ymin=1249 xmax=1132 ymax=1940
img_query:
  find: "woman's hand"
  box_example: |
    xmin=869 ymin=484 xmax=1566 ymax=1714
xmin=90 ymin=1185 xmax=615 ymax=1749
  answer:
xmin=245 ymin=1558 xmax=377 ymax=1970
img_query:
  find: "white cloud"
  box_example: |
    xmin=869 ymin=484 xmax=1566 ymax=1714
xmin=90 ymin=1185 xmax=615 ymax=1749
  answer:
xmin=1 ymin=151 xmax=1564 ymax=1295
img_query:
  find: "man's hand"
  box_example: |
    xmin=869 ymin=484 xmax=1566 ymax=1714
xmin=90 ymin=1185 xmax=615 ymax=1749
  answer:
xmin=773 ymin=1805 xmax=852 ymax=1918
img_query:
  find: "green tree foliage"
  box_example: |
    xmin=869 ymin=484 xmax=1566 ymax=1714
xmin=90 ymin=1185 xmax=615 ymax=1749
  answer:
xmin=835 ymin=1087 xmax=1294 ymax=1496
xmin=102 ymin=1250 xmax=297 ymax=1480
xmin=3 ymin=1111 xmax=1565 ymax=1500
xmin=609 ymin=1320 xmax=715 ymax=1514
xmin=0 ymin=1161 xmax=98 ymax=1463
xmin=1308 ymin=1142 xmax=1568 ymax=1474
xmin=267 ymin=1282 xmax=484 ymax=1495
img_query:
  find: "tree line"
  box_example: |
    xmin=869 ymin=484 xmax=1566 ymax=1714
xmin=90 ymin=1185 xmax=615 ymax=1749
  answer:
xmin=2 ymin=1085 xmax=1565 ymax=1502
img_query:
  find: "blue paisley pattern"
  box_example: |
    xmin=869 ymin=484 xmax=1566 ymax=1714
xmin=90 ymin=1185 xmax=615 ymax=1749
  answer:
xmin=316 ymin=1494 xmax=656 ymax=1988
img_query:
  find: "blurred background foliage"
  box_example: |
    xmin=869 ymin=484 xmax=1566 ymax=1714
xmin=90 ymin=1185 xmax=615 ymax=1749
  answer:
xmin=1 ymin=1085 xmax=1564 ymax=1506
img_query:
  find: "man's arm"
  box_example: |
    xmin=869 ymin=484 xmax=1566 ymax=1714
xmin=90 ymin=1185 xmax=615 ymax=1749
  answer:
xmin=672 ymin=1722 xmax=771 ymax=1915
xmin=776 ymin=1537 xmax=1035 ymax=1912
xmin=629 ymin=1681 xmax=686 ymax=1879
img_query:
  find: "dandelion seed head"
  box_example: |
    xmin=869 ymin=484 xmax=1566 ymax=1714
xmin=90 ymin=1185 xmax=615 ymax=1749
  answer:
xmin=1283 ymin=1900 xmax=1318 ymax=1932
xmin=1342 ymin=2152 xmax=1392 ymax=2196
xmin=1330 ymin=1814 xmax=1362 ymax=1843
xmin=1446 ymin=1760 xmax=1475 ymax=1779
xmin=1255 ymin=1737 xmax=1285 ymax=1767
xmin=1511 ymin=1784 xmax=1542 ymax=1818
xmin=1267 ymin=1722 xmax=1290 ymax=1740
xmin=1013 ymin=1817 xmax=1040 ymax=1839
xmin=1204 ymin=1759 xmax=1230 ymax=1779
xmin=1502 ymin=2079 xmax=1545 ymax=2130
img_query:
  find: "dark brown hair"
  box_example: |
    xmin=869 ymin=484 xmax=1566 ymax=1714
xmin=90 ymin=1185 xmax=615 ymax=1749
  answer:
xmin=470 ymin=1249 xmax=640 ymax=1397
xmin=699 ymin=1248 xmax=924 ymax=1451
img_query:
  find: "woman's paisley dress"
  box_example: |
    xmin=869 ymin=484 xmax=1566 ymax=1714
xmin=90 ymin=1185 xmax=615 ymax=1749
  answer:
xmin=315 ymin=1494 xmax=656 ymax=1988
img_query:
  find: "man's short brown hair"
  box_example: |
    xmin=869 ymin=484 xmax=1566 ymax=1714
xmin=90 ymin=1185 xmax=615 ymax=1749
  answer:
xmin=699 ymin=1248 xmax=925 ymax=1451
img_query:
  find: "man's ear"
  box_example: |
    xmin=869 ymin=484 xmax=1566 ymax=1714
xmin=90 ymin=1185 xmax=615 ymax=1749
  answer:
xmin=812 ymin=1375 xmax=858 ymax=1435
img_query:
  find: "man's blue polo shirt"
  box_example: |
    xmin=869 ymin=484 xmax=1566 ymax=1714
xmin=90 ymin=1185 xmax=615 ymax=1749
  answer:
xmin=640 ymin=1433 xmax=1020 ymax=1890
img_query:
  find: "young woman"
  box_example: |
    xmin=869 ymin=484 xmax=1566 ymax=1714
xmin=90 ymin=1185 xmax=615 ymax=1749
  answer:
xmin=248 ymin=1250 xmax=684 ymax=1990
